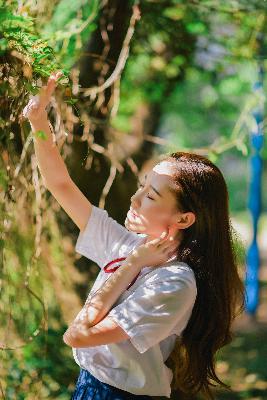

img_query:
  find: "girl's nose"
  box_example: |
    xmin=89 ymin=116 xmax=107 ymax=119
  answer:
xmin=130 ymin=194 xmax=136 ymax=204
xmin=130 ymin=192 xmax=140 ymax=207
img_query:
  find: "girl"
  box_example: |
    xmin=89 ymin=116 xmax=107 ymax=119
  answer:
xmin=23 ymin=73 xmax=245 ymax=400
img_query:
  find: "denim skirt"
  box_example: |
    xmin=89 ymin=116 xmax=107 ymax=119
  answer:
xmin=71 ymin=368 xmax=153 ymax=400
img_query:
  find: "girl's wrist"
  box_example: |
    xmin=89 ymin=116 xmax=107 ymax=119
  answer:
xmin=29 ymin=113 xmax=49 ymax=130
xmin=124 ymin=254 xmax=143 ymax=270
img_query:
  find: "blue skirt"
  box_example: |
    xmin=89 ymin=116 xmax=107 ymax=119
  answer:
xmin=71 ymin=368 xmax=153 ymax=400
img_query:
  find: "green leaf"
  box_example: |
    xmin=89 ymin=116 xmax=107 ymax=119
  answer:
xmin=0 ymin=238 xmax=4 ymax=250
xmin=0 ymin=169 xmax=8 ymax=191
xmin=236 ymin=141 xmax=248 ymax=156
xmin=208 ymin=151 xmax=218 ymax=163
xmin=0 ymin=37 xmax=8 ymax=54
xmin=65 ymin=98 xmax=78 ymax=105
xmin=35 ymin=130 xmax=47 ymax=140
xmin=187 ymin=22 xmax=207 ymax=35
xmin=163 ymin=7 xmax=185 ymax=21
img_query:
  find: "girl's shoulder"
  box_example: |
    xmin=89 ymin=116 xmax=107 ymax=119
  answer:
xmin=163 ymin=261 xmax=197 ymax=287
xmin=138 ymin=260 xmax=197 ymax=293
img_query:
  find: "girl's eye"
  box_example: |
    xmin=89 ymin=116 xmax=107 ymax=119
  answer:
xmin=137 ymin=183 xmax=155 ymax=201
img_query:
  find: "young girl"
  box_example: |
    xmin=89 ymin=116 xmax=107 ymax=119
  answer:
xmin=23 ymin=73 xmax=245 ymax=400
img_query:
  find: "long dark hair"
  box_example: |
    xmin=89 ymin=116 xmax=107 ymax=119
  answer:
xmin=161 ymin=152 xmax=245 ymax=399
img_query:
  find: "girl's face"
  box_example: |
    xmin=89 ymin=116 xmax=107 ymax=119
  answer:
xmin=125 ymin=161 xmax=190 ymax=239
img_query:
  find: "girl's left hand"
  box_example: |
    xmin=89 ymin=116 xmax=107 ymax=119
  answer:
xmin=127 ymin=230 xmax=180 ymax=269
xmin=23 ymin=71 xmax=63 ymax=122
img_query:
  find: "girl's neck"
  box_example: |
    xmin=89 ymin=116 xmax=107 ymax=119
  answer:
xmin=144 ymin=228 xmax=182 ymax=244
xmin=142 ymin=229 xmax=182 ymax=264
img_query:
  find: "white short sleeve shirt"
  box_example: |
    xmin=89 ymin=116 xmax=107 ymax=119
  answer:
xmin=73 ymin=205 xmax=197 ymax=398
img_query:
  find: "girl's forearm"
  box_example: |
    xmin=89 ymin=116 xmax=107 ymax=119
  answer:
xmin=77 ymin=257 xmax=143 ymax=327
xmin=30 ymin=115 xmax=70 ymax=187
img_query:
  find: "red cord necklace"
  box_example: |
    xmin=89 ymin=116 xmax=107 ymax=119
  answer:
xmin=103 ymin=257 xmax=141 ymax=290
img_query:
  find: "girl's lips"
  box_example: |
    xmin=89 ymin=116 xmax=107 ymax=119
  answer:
xmin=128 ymin=209 xmax=139 ymax=218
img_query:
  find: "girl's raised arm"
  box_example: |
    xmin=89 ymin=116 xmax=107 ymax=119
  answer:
xmin=23 ymin=72 xmax=92 ymax=232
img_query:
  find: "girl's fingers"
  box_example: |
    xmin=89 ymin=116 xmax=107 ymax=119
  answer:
xmin=161 ymin=239 xmax=179 ymax=253
xmin=45 ymin=76 xmax=57 ymax=98
xmin=157 ymin=233 xmax=176 ymax=249
xmin=23 ymin=71 xmax=62 ymax=119
xmin=49 ymin=71 xmax=62 ymax=81
xmin=55 ymin=71 xmax=63 ymax=79
xmin=148 ymin=231 xmax=168 ymax=247
xmin=146 ymin=228 xmax=178 ymax=251
xmin=166 ymin=242 xmax=179 ymax=254
xmin=23 ymin=95 xmax=41 ymax=118
xmin=40 ymin=71 xmax=63 ymax=105
xmin=148 ymin=227 xmax=178 ymax=247
xmin=45 ymin=71 xmax=63 ymax=96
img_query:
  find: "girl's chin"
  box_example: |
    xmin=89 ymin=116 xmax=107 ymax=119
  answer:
xmin=124 ymin=217 xmax=146 ymax=234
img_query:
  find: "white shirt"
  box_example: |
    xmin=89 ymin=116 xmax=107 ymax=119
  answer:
xmin=72 ymin=205 xmax=197 ymax=398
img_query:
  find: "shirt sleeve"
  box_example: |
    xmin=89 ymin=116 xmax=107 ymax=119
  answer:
xmin=75 ymin=205 xmax=134 ymax=268
xmin=108 ymin=267 xmax=197 ymax=354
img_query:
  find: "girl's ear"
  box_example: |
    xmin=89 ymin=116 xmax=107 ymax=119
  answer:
xmin=176 ymin=212 xmax=195 ymax=229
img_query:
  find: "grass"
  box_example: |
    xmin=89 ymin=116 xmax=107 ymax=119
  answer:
xmin=215 ymin=329 xmax=267 ymax=400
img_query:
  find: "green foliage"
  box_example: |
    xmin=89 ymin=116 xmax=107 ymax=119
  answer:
xmin=0 ymin=0 xmax=99 ymax=137
xmin=0 ymin=213 xmax=44 ymax=346
xmin=42 ymin=0 xmax=99 ymax=69
xmin=0 ymin=1 xmax=67 ymax=138
xmin=0 ymin=194 xmax=80 ymax=398
xmin=0 ymin=1 xmax=62 ymax=80
xmin=2 ymin=316 xmax=78 ymax=399
xmin=109 ymin=0 xmax=266 ymax=211
xmin=0 ymin=169 xmax=8 ymax=191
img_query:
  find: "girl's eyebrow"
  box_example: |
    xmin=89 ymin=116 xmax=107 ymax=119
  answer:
xmin=138 ymin=174 xmax=163 ymax=197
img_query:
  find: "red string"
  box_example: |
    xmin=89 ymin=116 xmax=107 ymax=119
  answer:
xmin=103 ymin=257 xmax=141 ymax=290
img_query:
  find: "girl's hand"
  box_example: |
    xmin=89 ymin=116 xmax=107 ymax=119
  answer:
xmin=22 ymin=71 xmax=63 ymax=122
xmin=128 ymin=230 xmax=180 ymax=269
